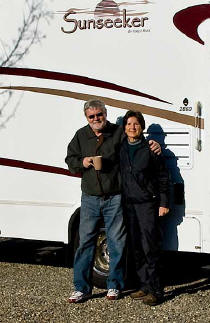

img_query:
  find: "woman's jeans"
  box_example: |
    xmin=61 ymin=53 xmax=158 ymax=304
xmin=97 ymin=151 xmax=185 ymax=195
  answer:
xmin=73 ymin=193 xmax=126 ymax=294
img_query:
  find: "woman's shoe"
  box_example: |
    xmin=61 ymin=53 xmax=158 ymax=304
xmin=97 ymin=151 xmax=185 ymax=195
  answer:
xmin=142 ymin=293 xmax=160 ymax=306
xmin=130 ymin=290 xmax=147 ymax=299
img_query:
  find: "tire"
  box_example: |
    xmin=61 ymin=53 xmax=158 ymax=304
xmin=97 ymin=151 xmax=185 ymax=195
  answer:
xmin=65 ymin=208 xmax=80 ymax=267
xmin=92 ymin=228 xmax=109 ymax=289
xmin=92 ymin=229 xmax=130 ymax=289
xmin=71 ymin=226 xmax=108 ymax=289
xmin=72 ymin=224 xmax=118 ymax=289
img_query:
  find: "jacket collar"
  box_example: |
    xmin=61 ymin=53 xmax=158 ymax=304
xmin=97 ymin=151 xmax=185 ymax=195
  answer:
xmin=122 ymin=134 xmax=147 ymax=149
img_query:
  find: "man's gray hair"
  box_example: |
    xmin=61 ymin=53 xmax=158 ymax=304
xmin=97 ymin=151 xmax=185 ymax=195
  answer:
xmin=84 ymin=99 xmax=107 ymax=115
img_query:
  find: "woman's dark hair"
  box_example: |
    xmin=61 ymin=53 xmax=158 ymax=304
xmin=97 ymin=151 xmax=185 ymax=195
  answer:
xmin=122 ymin=110 xmax=145 ymax=131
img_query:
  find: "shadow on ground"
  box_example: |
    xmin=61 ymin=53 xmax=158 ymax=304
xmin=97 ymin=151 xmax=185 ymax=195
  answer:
xmin=160 ymin=251 xmax=210 ymax=285
xmin=0 ymin=238 xmax=67 ymax=267
xmin=160 ymin=251 xmax=210 ymax=300
xmin=0 ymin=238 xmax=210 ymax=297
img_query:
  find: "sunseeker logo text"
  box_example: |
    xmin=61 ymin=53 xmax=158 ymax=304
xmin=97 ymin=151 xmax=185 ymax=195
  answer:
xmin=61 ymin=9 xmax=149 ymax=34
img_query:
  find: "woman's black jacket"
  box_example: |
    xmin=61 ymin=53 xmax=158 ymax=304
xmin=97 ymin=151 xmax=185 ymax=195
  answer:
xmin=120 ymin=135 xmax=169 ymax=207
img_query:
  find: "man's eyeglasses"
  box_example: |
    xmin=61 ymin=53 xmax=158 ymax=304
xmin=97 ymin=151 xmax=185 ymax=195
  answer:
xmin=87 ymin=112 xmax=104 ymax=119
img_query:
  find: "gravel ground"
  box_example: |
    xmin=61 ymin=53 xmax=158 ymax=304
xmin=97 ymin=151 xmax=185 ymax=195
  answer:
xmin=0 ymin=240 xmax=210 ymax=323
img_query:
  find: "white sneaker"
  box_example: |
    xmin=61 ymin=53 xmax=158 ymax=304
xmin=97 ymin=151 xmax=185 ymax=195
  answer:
xmin=68 ymin=291 xmax=91 ymax=303
xmin=107 ymin=289 xmax=120 ymax=300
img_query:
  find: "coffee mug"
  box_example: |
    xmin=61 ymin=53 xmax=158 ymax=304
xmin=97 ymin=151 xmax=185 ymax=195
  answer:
xmin=90 ymin=156 xmax=102 ymax=170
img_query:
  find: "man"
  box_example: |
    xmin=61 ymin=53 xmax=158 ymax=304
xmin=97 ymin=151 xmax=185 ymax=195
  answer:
xmin=65 ymin=99 xmax=160 ymax=303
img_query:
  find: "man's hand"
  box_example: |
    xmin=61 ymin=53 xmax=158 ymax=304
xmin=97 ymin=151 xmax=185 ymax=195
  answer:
xmin=149 ymin=140 xmax=161 ymax=155
xmin=159 ymin=207 xmax=169 ymax=217
xmin=83 ymin=157 xmax=93 ymax=168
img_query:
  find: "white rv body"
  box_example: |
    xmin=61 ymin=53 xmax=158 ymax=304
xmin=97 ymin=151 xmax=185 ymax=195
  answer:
xmin=0 ymin=0 xmax=210 ymax=253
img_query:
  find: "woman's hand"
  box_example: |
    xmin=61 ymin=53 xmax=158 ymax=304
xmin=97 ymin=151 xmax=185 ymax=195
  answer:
xmin=149 ymin=140 xmax=161 ymax=155
xmin=159 ymin=207 xmax=169 ymax=217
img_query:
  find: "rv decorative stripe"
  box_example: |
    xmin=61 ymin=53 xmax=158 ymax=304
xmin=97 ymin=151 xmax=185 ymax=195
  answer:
xmin=0 ymin=85 xmax=204 ymax=129
xmin=0 ymin=67 xmax=171 ymax=104
xmin=173 ymin=4 xmax=210 ymax=45
xmin=0 ymin=158 xmax=81 ymax=178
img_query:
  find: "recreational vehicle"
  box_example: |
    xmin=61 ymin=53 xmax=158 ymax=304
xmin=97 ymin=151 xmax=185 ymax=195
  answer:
xmin=0 ymin=0 xmax=210 ymax=286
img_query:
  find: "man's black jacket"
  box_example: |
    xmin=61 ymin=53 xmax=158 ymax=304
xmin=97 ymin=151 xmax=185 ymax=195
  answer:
xmin=65 ymin=121 xmax=123 ymax=196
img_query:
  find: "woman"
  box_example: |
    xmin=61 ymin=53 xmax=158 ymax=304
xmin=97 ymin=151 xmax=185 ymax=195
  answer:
xmin=120 ymin=110 xmax=169 ymax=306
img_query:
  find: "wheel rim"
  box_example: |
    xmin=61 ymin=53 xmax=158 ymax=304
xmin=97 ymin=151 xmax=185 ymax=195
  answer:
xmin=94 ymin=230 xmax=109 ymax=276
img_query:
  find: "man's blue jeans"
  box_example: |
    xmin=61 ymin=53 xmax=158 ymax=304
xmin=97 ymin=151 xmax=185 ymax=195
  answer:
xmin=73 ymin=193 xmax=126 ymax=294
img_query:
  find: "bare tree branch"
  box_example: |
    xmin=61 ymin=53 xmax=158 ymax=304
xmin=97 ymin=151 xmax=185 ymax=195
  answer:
xmin=0 ymin=92 xmax=24 ymax=130
xmin=0 ymin=0 xmax=53 ymax=128
xmin=0 ymin=0 xmax=52 ymax=67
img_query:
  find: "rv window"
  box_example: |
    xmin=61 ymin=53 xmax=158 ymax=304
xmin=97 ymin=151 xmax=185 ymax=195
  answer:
xmin=146 ymin=127 xmax=192 ymax=170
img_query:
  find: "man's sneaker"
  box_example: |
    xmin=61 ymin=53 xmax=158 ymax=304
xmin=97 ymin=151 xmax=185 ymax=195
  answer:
xmin=130 ymin=290 xmax=147 ymax=300
xmin=106 ymin=289 xmax=120 ymax=300
xmin=68 ymin=291 xmax=91 ymax=303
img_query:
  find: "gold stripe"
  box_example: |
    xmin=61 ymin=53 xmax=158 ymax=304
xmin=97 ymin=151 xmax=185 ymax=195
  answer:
xmin=1 ymin=86 xmax=204 ymax=129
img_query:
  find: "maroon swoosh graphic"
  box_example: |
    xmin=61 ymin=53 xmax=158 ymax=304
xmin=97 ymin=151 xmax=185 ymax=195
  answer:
xmin=0 ymin=158 xmax=81 ymax=178
xmin=173 ymin=4 xmax=210 ymax=45
xmin=0 ymin=67 xmax=171 ymax=104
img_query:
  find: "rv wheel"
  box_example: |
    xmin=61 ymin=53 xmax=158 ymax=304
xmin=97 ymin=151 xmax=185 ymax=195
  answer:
xmin=92 ymin=229 xmax=109 ymax=289
xmin=72 ymin=227 xmax=129 ymax=289
xmin=72 ymin=225 xmax=109 ymax=289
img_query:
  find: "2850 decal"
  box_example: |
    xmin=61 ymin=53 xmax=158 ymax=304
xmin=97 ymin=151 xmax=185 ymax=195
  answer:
xmin=179 ymin=106 xmax=192 ymax=111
